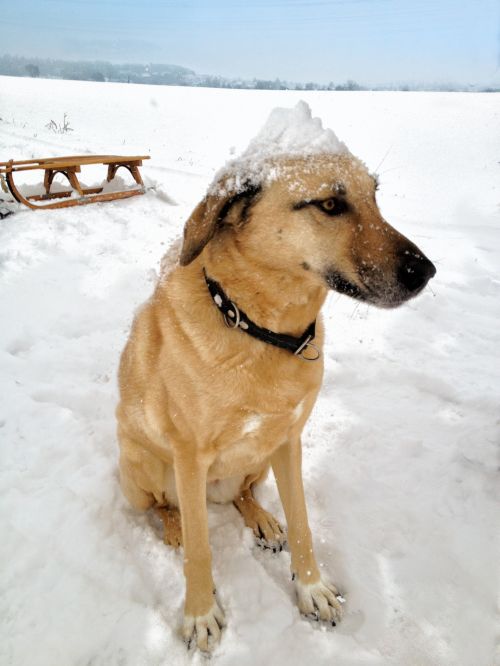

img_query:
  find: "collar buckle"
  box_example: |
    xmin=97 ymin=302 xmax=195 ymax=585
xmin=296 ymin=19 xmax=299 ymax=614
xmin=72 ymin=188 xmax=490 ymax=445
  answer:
xmin=223 ymin=301 xmax=241 ymax=329
xmin=294 ymin=335 xmax=321 ymax=361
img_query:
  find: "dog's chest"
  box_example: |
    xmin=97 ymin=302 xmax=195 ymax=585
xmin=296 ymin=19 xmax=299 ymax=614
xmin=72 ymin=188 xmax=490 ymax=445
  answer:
xmin=207 ymin=396 xmax=307 ymax=479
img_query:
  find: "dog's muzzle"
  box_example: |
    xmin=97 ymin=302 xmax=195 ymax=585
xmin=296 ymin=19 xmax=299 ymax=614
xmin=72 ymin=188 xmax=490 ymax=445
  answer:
xmin=325 ymin=244 xmax=436 ymax=308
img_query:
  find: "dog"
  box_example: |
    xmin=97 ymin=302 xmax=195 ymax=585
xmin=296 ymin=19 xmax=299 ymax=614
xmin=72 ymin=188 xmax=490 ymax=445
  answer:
xmin=116 ymin=133 xmax=435 ymax=651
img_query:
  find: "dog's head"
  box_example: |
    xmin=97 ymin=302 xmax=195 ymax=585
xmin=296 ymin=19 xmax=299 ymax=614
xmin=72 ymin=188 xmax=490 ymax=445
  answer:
xmin=180 ymin=152 xmax=435 ymax=308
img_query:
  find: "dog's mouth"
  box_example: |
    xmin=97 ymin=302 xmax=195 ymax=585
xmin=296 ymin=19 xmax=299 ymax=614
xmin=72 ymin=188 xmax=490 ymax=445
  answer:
xmin=324 ymin=268 xmax=412 ymax=308
xmin=324 ymin=270 xmax=368 ymax=301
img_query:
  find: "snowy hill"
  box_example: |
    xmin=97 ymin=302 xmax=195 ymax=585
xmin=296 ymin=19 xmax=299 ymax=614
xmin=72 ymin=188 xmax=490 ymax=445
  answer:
xmin=0 ymin=76 xmax=499 ymax=666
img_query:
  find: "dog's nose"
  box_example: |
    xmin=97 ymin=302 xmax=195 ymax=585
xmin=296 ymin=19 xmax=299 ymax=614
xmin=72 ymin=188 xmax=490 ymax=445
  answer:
xmin=397 ymin=252 xmax=436 ymax=293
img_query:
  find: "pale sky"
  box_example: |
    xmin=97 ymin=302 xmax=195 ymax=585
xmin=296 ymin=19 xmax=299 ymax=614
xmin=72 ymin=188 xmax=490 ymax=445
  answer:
xmin=1 ymin=0 xmax=499 ymax=86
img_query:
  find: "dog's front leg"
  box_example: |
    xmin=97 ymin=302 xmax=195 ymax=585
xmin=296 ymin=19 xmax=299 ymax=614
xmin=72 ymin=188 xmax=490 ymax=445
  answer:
xmin=271 ymin=438 xmax=344 ymax=625
xmin=174 ymin=453 xmax=225 ymax=651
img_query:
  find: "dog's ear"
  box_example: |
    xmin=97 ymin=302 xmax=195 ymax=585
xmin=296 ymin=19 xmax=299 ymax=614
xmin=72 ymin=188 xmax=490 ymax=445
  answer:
xmin=179 ymin=193 xmax=228 ymax=266
xmin=179 ymin=182 xmax=261 ymax=266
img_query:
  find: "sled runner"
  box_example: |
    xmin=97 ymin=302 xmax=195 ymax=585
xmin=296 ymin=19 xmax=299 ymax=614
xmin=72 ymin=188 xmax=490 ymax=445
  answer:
xmin=0 ymin=154 xmax=150 ymax=210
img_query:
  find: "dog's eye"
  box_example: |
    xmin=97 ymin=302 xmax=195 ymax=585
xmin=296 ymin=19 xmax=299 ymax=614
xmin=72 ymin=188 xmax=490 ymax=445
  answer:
xmin=318 ymin=197 xmax=348 ymax=216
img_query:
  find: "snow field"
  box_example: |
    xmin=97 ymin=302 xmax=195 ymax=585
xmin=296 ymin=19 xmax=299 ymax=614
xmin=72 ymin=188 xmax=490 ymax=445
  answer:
xmin=0 ymin=76 xmax=499 ymax=665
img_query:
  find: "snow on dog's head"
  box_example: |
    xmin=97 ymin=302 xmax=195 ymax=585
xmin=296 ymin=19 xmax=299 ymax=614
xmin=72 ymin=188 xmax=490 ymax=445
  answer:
xmin=242 ymin=100 xmax=347 ymax=162
xmin=209 ymin=101 xmax=349 ymax=196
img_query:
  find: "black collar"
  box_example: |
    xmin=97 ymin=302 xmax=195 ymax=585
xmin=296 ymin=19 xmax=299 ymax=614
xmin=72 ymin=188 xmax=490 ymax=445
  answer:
xmin=203 ymin=270 xmax=320 ymax=361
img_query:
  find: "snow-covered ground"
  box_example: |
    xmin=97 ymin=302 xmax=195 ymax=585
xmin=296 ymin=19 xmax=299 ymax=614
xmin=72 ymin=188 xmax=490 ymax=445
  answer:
xmin=1 ymin=76 xmax=499 ymax=666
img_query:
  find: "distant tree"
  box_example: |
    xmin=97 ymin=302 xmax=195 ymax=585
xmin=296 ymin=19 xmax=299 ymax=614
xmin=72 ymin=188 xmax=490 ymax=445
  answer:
xmin=89 ymin=71 xmax=105 ymax=82
xmin=25 ymin=64 xmax=40 ymax=78
xmin=255 ymin=79 xmax=275 ymax=90
xmin=203 ymin=75 xmax=224 ymax=88
xmin=335 ymin=79 xmax=362 ymax=91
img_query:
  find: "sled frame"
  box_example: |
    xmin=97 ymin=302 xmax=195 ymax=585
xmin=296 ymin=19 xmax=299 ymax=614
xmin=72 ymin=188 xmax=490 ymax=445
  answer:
xmin=0 ymin=154 xmax=150 ymax=210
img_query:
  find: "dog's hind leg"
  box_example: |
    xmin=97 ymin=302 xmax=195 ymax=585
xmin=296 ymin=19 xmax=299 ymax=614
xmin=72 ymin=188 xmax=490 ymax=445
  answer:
xmin=156 ymin=506 xmax=183 ymax=548
xmin=119 ymin=452 xmax=155 ymax=511
xmin=117 ymin=430 xmax=165 ymax=510
xmin=233 ymin=471 xmax=286 ymax=551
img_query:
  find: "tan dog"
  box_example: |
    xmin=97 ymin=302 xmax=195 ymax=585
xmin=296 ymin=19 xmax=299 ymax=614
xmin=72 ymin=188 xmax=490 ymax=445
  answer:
xmin=116 ymin=150 xmax=435 ymax=651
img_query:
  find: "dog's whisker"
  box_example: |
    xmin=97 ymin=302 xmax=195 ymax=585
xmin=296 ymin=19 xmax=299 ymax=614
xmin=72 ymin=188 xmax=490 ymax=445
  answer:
xmin=373 ymin=143 xmax=394 ymax=175
xmin=349 ymin=303 xmax=360 ymax=319
xmin=378 ymin=164 xmax=405 ymax=175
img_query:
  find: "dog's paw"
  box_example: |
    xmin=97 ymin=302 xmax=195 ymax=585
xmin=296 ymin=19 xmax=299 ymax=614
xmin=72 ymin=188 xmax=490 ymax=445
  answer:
xmin=254 ymin=513 xmax=287 ymax=553
xmin=295 ymin=577 xmax=345 ymax=625
xmin=182 ymin=601 xmax=225 ymax=652
xmin=234 ymin=492 xmax=287 ymax=553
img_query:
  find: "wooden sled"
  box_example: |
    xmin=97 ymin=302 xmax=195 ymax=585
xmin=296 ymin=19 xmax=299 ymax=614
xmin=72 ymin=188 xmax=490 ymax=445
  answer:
xmin=0 ymin=154 xmax=150 ymax=210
